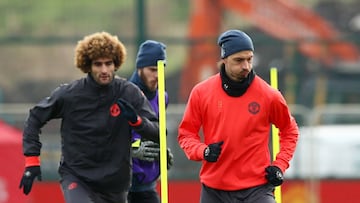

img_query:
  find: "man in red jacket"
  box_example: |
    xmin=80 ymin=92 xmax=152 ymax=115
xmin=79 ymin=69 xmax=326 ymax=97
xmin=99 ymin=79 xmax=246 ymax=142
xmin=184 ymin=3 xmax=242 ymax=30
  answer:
xmin=178 ymin=29 xmax=299 ymax=203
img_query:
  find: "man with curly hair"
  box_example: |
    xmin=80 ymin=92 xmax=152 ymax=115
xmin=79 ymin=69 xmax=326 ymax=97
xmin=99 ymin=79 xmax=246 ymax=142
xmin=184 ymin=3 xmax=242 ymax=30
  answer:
xmin=19 ymin=31 xmax=160 ymax=203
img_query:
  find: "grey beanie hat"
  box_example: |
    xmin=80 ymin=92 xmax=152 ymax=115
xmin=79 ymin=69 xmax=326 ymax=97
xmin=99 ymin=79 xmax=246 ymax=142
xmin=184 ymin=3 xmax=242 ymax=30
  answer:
xmin=217 ymin=30 xmax=254 ymax=58
xmin=136 ymin=40 xmax=166 ymax=68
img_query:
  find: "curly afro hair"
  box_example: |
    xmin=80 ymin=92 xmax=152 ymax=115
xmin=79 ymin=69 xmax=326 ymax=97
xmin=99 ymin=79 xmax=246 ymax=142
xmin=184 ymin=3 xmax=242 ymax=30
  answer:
xmin=74 ymin=31 xmax=127 ymax=73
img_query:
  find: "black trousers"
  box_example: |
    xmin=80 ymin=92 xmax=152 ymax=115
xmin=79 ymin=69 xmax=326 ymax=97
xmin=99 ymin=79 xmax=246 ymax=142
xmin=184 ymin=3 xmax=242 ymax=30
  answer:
xmin=127 ymin=190 xmax=160 ymax=203
xmin=60 ymin=173 xmax=128 ymax=203
xmin=200 ymin=183 xmax=275 ymax=203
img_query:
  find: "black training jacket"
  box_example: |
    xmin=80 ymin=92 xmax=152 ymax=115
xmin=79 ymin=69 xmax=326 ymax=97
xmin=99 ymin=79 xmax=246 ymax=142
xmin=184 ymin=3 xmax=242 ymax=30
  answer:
xmin=22 ymin=74 xmax=159 ymax=192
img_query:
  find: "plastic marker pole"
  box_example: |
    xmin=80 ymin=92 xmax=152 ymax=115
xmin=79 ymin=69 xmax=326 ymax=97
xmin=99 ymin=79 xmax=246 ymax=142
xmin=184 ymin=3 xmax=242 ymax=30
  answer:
xmin=270 ymin=67 xmax=282 ymax=203
xmin=157 ymin=60 xmax=168 ymax=203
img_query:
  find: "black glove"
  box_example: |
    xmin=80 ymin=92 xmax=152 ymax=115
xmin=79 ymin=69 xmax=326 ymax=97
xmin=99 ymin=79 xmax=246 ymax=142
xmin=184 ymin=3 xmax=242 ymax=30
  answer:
xmin=204 ymin=141 xmax=224 ymax=162
xmin=167 ymin=148 xmax=174 ymax=170
xmin=19 ymin=166 xmax=42 ymax=195
xmin=116 ymin=99 xmax=138 ymax=123
xmin=132 ymin=140 xmax=160 ymax=162
xmin=265 ymin=165 xmax=284 ymax=186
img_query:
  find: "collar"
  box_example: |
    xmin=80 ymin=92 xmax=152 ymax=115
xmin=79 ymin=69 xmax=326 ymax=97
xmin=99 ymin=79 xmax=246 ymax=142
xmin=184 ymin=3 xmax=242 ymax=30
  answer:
xmin=129 ymin=71 xmax=157 ymax=100
xmin=86 ymin=73 xmax=114 ymax=90
xmin=220 ymin=66 xmax=255 ymax=97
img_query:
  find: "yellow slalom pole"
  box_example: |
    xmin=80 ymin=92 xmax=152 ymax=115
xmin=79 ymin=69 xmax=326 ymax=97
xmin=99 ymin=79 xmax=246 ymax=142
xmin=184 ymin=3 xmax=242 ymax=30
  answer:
xmin=270 ymin=67 xmax=282 ymax=203
xmin=157 ymin=60 xmax=168 ymax=203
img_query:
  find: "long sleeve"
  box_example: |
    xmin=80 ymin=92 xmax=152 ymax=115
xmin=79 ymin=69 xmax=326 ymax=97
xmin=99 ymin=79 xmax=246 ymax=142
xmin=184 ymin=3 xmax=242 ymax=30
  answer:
xmin=127 ymin=84 xmax=160 ymax=143
xmin=270 ymin=90 xmax=299 ymax=172
xmin=178 ymin=85 xmax=208 ymax=161
xmin=23 ymin=86 xmax=64 ymax=156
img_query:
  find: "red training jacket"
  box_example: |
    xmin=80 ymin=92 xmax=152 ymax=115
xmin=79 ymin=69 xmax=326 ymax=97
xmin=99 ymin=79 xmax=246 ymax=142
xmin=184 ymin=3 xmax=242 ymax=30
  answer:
xmin=178 ymin=73 xmax=299 ymax=190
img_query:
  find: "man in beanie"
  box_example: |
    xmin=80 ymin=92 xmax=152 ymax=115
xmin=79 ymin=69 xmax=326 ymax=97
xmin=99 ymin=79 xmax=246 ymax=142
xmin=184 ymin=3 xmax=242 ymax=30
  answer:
xmin=178 ymin=29 xmax=299 ymax=202
xmin=127 ymin=40 xmax=174 ymax=203
xmin=19 ymin=32 xmax=160 ymax=203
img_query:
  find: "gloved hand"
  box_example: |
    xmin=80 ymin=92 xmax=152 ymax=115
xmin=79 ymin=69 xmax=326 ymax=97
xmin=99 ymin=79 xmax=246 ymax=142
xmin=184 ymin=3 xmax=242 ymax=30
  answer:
xmin=265 ymin=165 xmax=284 ymax=186
xmin=117 ymin=99 xmax=139 ymax=124
xmin=167 ymin=148 xmax=174 ymax=170
xmin=132 ymin=140 xmax=160 ymax=162
xmin=19 ymin=166 xmax=42 ymax=195
xmin=203 ymin=141 xmax=224 ymax=162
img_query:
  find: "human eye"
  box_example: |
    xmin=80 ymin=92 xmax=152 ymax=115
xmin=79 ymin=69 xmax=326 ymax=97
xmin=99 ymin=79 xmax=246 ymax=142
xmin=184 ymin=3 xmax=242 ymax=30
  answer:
xmin=93 ymin=61 xmax=102 ymax=67
xmin=235 ymin=58 xmax=245 ymax=63
xmin=105 ymin=61 xmax=114 ymax=66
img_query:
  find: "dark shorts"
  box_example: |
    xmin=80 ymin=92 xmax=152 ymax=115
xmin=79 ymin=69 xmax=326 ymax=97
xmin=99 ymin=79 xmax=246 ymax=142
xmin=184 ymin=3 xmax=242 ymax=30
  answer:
xmin=200 ymin=183 xmax=275 ymax=203
xmin=60 ymin=172 xmax=128 ymax=203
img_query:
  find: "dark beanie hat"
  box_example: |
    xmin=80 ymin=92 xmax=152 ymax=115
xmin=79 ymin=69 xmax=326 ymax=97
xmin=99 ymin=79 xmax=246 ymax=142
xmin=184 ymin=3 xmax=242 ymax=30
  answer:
xmin=217 ymin=30 xmax=254 ymax=58
xmin=136 ymin=40 xmax=166 ymax=68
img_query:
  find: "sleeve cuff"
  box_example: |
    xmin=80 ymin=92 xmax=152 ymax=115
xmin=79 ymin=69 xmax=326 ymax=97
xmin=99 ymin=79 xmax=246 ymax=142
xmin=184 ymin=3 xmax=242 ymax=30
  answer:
xmin=25 ymin=156 xmax=40 ymax=167
xmin=272 ymin=159 xmax=288 ymax=173
xmin=197 ymin=144 xmax=208 ymax=160
xmin=129 ymin=116 xmax=142 ymax=127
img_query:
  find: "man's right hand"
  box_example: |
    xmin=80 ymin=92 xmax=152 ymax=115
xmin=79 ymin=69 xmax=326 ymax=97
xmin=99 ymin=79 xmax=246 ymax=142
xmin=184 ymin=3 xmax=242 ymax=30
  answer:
xmin=19 ymin=166 xmax=42 ymax=195
xmin=203 ymin=141 xmax=224 ymax=162
xmin=132 ymin=140 xmax=160 ymax=162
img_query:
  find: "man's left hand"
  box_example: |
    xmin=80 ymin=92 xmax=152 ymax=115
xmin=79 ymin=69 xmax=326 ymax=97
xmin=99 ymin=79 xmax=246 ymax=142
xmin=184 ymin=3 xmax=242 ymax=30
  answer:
xmin=117 ymin=99 xmax=139 ymax=123
xmin=265 ymin=165 xmax=284 ymax=186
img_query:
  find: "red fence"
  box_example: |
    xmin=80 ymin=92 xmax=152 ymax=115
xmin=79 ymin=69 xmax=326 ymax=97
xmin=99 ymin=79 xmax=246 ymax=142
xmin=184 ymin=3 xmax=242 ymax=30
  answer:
xmin=16 ymin=179 xmax=360 ymax=203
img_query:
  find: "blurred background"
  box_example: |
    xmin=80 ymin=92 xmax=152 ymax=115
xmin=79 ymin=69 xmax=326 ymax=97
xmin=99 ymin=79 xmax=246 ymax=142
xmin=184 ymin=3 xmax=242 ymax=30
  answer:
xmin=1 ymin=0 xmax=360 ymax=202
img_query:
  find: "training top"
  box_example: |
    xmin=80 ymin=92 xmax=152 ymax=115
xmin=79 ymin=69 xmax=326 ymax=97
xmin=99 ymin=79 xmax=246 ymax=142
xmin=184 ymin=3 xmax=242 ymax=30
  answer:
xmin=178 ymin=73 xmax=299 ymax=190
xmin=130 ymin=91 xmax=169 ymax=191
xmin=22 ymin=74 xmax=159 ymax=192
xmin=128 ymin=70 xmax=169 ymax=191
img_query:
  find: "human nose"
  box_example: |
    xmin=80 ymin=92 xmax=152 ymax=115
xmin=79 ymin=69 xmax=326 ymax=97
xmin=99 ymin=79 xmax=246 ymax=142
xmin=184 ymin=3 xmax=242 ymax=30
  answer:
xmin=100 ymin=65 xmax=108 ymax=72
xmin=241 ymin=62 xmax=251 ymax=71
xmin=154 ymin=72 xmax=158 ymax=79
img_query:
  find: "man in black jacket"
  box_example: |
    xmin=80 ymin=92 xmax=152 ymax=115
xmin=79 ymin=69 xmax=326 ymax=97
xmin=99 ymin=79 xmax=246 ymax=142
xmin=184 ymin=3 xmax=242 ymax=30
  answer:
xmin=19 ymin=31 xmax=159 ymax=203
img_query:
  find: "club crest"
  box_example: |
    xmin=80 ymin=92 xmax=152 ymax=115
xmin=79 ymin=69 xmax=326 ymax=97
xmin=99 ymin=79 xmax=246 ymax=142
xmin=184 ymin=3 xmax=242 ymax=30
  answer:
xmin=110 ymin=103 xmax=120 ymax=117
xmin=248 ymin=102 xmax=260 ymax=114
